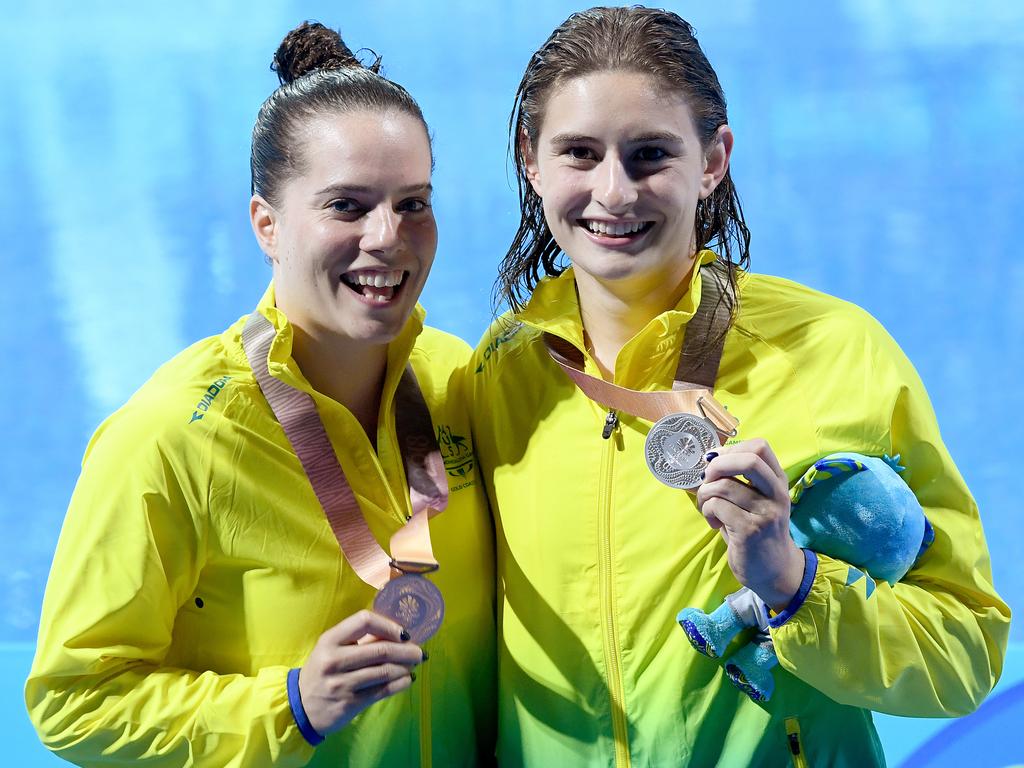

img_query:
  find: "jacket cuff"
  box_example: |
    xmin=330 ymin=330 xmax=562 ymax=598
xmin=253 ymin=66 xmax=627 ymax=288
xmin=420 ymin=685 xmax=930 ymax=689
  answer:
xmin=287 ymin=668 xmax=325 ymax=746
xmin=767 ymin=549 xmax=818 ymax=628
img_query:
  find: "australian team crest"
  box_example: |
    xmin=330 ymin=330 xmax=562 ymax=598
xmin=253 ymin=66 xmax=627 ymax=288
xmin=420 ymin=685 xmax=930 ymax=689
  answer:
xmin=436 ymin=424 xmax=475 ymax=480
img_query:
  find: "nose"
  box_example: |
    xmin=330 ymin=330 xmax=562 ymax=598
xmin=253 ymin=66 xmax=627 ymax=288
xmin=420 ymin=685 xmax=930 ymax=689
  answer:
xmin=361 ymin=206 xmax=401 ymax=253
xmin=595 ymin=156 xmax=638 ymax=213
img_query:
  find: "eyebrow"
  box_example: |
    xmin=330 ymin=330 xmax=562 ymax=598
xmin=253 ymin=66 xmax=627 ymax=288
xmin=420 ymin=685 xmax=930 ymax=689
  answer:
xmin=315 ymin=183 xmax=433 ymax=196
xmin=548 ymin=131 xmax=685 ymax=146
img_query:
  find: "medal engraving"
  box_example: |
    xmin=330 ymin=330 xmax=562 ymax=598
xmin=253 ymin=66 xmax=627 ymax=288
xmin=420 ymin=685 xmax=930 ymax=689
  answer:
xmin=373 ymin=573 xmax=444 ymax=644
xmin=645 ymin=413 xmax=721 ymax=489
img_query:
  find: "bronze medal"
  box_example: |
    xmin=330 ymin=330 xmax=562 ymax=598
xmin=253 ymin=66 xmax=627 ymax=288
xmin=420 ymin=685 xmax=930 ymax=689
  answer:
xmin=373 ymin=573 xmax=445 ymax=644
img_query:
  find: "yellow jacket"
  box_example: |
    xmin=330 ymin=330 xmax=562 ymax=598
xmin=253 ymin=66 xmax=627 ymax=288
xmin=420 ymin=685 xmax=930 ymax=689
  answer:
xmin=468 ymin=253 xmax=1009 ymax=767
xmin=26 ymin=284 xmax=496 ymax=768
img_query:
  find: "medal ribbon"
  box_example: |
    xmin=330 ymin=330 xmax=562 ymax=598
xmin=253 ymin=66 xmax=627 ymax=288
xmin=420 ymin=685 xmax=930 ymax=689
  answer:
xmin=543 ymin=263 xmax=739 ymax=438
xmin=242 ymin=311 xmax=448 ymax=590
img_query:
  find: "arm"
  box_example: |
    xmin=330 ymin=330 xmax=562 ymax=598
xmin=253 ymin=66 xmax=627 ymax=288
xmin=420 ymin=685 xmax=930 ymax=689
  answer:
xmin=768 ymin=325 xmax=1011 ymax=716
xmin=25 ymin=412 xmax=315 ymax=767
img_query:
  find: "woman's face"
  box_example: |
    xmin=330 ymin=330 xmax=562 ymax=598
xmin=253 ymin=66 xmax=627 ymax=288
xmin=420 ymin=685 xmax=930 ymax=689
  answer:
xmin=525 ymin=70 xmax=730 ymax=300
xmin=253 ymin=109 xmax=436 ymax=346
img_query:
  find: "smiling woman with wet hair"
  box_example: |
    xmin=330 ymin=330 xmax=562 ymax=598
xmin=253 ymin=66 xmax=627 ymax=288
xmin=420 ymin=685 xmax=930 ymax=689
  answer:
xmin=26 ymin=21 xmax=494 ymax=768
xmin=470 ymin=6 xmax=1009 ymax=766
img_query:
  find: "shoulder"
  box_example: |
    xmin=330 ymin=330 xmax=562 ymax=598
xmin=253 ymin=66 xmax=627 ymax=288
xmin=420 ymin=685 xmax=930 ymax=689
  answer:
xmin=734 ymin=272 xmax=902 ymax=361
xmin=412 ymin=325 xmax=473 ymax=370
xmin=469 ymin=313 xmax=537 ymax=381
xmin=86 ymin=330 xmax=252 ymax=467
xmin=729 ymin=273 xmax=924 ymax=434
xmin=408 ymin=325 xmax=475 ymax=401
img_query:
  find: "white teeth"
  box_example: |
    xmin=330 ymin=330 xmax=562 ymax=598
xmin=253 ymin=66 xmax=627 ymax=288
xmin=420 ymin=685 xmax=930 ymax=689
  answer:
xmin=584 ymin=220 xmax=646 ymax=236
xmin=347 ymin=269 xmax=404 ymax=287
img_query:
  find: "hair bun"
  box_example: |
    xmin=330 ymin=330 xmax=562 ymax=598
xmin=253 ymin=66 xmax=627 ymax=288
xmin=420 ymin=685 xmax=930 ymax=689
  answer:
xmin=272 ymin=21 xmax=363 ymax=85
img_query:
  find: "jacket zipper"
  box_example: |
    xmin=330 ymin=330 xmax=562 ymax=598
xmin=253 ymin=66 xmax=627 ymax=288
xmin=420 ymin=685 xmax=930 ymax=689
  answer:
xmin=420 ymin=662 xmax=432 ymax=768
xmin=785 ymin=717 xmax=807 ymax=768
xmin=598 ymin=411 xmax=630 ymax=767
xmin=601 ymin=409 xmax=619 ymax=439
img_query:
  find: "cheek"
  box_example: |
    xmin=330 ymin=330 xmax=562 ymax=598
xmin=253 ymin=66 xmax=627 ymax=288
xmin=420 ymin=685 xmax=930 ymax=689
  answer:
xmin=404 ymin=216 xmax=438 ymax=262
xmin=648 ymin=174 xmax=700 ymax=218
xmin=543 ymin=173 xmax=589 ymax=223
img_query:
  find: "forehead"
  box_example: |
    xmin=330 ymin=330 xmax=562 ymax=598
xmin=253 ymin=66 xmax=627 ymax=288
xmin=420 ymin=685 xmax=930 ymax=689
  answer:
xmin=540 ymin=70 xmax=696 ymax=141
xmin=292 ymin=109 xmax=432 ymax=186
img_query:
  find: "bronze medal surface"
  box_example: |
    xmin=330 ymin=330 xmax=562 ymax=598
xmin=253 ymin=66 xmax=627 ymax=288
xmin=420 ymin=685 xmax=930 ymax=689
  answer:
xmin=373 ymin=573 xmax=444 ymax=644
xmin=645 ymin=412 xmax=722 ymax=489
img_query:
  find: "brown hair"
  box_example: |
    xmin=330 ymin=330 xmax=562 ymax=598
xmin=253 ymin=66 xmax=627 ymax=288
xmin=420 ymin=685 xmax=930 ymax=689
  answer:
xmin=251 ymin=21 xmax=430 ymax=205
xmin=496 ymin=6 xmax=750 ymax=325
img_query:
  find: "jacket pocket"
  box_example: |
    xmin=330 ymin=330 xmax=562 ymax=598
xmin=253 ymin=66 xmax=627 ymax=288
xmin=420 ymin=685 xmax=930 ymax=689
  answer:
xmin=785 ymin=717 xmax=808 ymax=768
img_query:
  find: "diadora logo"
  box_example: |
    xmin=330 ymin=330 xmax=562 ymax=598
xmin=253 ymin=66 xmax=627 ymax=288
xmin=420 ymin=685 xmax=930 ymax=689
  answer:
xmin=436 ymin=424 xmax=475 ymax=491
xmin=475 ymin=322 xmax=523 ymax=374
xmin=189 ymin=376 xmax=232 ymax=424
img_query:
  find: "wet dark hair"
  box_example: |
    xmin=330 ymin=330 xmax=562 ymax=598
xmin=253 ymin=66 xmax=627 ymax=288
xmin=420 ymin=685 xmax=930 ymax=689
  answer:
xmin=251 ymin=21 xmax=430 ymax=205
xmin=496 ymin=6 xmax=751 ymax=328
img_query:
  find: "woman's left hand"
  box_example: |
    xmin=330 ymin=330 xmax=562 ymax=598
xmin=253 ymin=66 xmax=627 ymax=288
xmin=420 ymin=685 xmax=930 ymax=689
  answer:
xmin=695 ymin=438 xmax=805 ymax=612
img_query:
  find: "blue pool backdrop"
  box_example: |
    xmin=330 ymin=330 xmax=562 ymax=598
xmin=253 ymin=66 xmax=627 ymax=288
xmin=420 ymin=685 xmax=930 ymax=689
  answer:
xmin=2 ymin=1 xmax=1021 ymax=765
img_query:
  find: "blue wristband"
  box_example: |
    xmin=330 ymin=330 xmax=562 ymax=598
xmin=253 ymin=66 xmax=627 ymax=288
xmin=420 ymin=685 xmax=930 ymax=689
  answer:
xmin=768 ymin=549 xmax=818 ymax=628
xmin=287 ymin=668 xmax=325 ymax=746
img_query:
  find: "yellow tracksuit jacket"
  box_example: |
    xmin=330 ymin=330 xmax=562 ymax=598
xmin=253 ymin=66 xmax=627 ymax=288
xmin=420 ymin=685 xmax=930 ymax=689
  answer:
xmin=468 ymin=253 xmax=1009 ymax=767
xmin=26 ymin=284 xmax=496 ymax=767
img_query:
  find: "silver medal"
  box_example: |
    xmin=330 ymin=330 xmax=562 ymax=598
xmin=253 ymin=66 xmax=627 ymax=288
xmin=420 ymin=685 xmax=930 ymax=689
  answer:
xmin=373 ymin=573 xmax=444 ymax=644
xmin=645 ymin=412 xmax=721 ymax=489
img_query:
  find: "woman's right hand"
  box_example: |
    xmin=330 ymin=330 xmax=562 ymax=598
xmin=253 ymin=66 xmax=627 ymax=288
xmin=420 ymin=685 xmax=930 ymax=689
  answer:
xmin=298 ymin=609 xmax=425 ymax=736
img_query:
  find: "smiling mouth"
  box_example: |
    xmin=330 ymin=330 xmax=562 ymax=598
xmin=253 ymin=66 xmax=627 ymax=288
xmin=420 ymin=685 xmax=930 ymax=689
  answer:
xmin=340 ymin=269 xmax=408 ymax=304
xmin=579 ymin=219 xmax=655 ymax=238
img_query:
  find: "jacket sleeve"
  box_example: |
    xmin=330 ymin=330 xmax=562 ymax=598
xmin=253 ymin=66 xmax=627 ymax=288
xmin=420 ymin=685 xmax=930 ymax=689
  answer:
xmin=24 ymin=408 xmax=315 ymax=767
xmin=769 ymin=318 xmax=1011 ymax=717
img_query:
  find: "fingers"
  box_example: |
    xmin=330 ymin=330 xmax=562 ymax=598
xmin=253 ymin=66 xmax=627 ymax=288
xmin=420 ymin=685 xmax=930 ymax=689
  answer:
xmin=328 ymin=637 xmax=425 ymax=673
xmin=703 ymin=440 xmax=787 ymax=501
xmin=697 ymin=476 xmax=776 ymax=516
xmin=698 ymin=494 xmax=755 ymax=534
xmin=347 ymin=662 xmax=416 ymax=692
xmin=326 ymin=609 xmax=409 ymax=645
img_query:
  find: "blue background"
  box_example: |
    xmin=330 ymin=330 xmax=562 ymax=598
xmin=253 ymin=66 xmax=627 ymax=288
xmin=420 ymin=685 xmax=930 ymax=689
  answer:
xmin=2 ymin=1 xmax=1020 ymax=765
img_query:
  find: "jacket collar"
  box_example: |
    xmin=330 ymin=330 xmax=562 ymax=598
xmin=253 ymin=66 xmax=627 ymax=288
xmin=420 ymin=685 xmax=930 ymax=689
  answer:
xmin=516 ymin=250 xmax=718 ymax=389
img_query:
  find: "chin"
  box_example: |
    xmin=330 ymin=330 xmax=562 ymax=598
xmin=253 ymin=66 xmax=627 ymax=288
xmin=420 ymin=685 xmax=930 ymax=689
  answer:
xmin=346 ymin=314 xmax=412 ymax=346
xmin=570 ymin=254 xmax=658 ymax=284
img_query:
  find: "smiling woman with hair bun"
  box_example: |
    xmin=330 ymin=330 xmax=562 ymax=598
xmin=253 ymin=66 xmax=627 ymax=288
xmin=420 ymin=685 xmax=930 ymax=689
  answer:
xmin=26 ymin=20 xmax=495 ymax=767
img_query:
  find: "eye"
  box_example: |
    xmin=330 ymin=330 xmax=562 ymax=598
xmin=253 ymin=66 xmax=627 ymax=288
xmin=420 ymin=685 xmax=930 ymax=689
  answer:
xmin=566 ymin=146 xmax=597 ymax=161
xmin=330 ymin=199 xmax=364 ymax=214
xmin=398 ymin=198 xmax=431 ymax=213
xmin=635 ymin=146 xmax=669 ymax=162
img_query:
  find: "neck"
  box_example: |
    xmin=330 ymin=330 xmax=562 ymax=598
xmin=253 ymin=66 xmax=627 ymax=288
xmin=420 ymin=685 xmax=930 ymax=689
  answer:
xmin=289 ymin=325 xmax=389 ymax=445
xmin=575 ymin=265 xmax=695 ymax=379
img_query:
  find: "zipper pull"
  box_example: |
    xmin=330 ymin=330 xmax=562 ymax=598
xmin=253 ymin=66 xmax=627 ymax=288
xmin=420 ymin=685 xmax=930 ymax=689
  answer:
xmin=601 ymin=409 xmax=618 ymax=439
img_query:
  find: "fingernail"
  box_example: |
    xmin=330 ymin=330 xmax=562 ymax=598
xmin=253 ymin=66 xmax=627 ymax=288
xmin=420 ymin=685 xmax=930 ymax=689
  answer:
xmin=699 ymin=471 xmax=705 ymax=481
xmin=705 ymin=451 xmax=718 ymax=462
xmin=410 ymin=671 xmax=417 ymax=682
xmin=421 ymin=650 xmax=429 ymax=662
xmin=400 ymin=629 xmax=410 ymax=642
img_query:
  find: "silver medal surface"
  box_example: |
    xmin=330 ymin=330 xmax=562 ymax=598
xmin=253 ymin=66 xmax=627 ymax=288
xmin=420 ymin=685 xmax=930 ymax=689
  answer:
xmin=644 ymin=412 xmax=721 ymax=489
xmin=373 ymin=573 xmax=444 ymax=644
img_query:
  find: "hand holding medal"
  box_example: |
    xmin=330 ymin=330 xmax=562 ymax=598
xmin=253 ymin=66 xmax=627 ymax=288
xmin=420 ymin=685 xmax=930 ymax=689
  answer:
xmin=695 ymin=438 xmax=805 ymax=611
xmin=297 ymin=610 xmax=426 ymax=736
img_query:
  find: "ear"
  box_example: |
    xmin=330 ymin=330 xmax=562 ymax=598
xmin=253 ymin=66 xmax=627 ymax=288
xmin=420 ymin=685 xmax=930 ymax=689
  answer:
xmin=520 ymin=128 xmax=543 ymax=198
xmin=699 ymin=125 xmax=734 ymax=200
xmin=250 ymin=194 xmax=280 ymax=262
